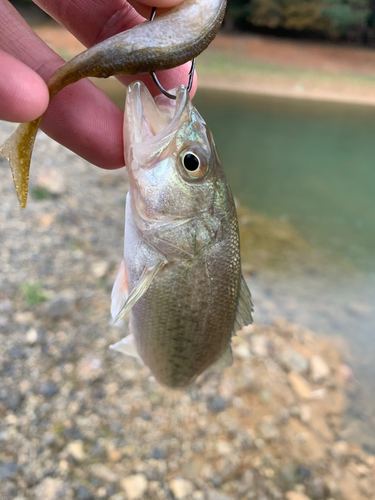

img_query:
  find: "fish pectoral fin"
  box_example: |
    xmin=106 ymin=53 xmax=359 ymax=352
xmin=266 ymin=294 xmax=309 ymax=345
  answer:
xmin=109 ymin=334 xmax=144 ymax=365
xmin=214 ymin=345 xmax=233 ymax=369
xmin=111 ymin=259 xmax=129 ymax=321
xmin=233 ymin=275 xmax=254 ymax=335
xmin=113 ymin=259 xmax=165 ymax=323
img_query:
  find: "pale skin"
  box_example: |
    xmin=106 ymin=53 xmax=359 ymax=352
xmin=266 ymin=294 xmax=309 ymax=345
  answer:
xmin=0 ymin=0 xmax=197 ymax=169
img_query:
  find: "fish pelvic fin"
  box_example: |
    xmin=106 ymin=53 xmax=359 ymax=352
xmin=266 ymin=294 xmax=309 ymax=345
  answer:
xmin=109 ymin=334 xmax=144 ymax=365
xmin=233 ymin=274 xmax=254 ymax=335
xmin=112 ymin=259 xmax=165 ymax=324
xmin=0 ymin=117 xmax=42 ymax=209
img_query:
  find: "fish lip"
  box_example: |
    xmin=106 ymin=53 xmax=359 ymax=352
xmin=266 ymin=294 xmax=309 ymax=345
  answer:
xmin=127 ymin=81 xmax=188 ymax=147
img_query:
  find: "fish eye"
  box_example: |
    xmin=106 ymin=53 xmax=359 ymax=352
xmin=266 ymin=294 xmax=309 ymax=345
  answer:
xmin=180 ymin=148 xmax=209 ymax=179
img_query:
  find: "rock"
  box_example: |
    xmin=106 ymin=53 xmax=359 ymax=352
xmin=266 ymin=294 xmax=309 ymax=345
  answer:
xmin=258 ymin=418 xmax=279 ymax=441
xmin=90 ymin=464 xmax=119 ymax=483
xmin=233 ymin=343 xmax=251 ymax=360
xmin=13 ymin=311 xmax=35 ymax=325
xmin=36 ymin=168 xmax=65 ymax=196
xmin=251 ymin=335 xmax=269 ymax=357
xmin=66 ymin=440 xmax=86 ymax=461
xmin=121 ymin=474 xmax=148 ymax=500
xmin=91 ymin=261 xmax=110 ymax=279
xmin=207 ymin=396 xmax=227 ymax=413
xmin=150 ymin=447 xmax=166 ymax=460
xmin=216 ymin=440 xmax=233 ymax=455
xmin=46 ymin=297 xmax=72 ymax=319
xmin=26 ymin=328 xmax=38 ymax=345
xmin=169 ymin=478 xmax=194 ymax=499
xmin=77 ymin=355 xmax=103 ymax=382
xmin=207 ymin=490 xmax=233 ymax=500
xmin=5 ymin=391 xmax=24 ymax=411
xmin=288 ymin=372 xmax=312 ymax=400
xmin=8 ymin=346 xmax=27 ymax=359
xmin=76 ymin=485 xmax=94 ymax=500
xmin=310 ymin=355 xmax=330 ymax=383
xmin=299 ymin=404 xmax=311 ymax=424
xmin=331 ymin=440 xmax=349 ymax=462
xmin=280 ymin=348 xmax=309 ymax=374
xmin=38 ymin=381 xmax=59 ymax=398
xmin=285 ymin=492 xmax=311 ymax=500
xmin=0 ymin=461 xmax=19 ymax=480
xmin=34 ymin=478 xmax=65 ymax=500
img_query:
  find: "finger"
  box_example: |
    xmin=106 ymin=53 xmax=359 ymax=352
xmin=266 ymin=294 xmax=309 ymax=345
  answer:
xmin=127 ymin=0 xmax=185 ymax=18
xmin=0 ymin=0 xmax=125 ymax=168
xmin=0 ymin=49 xmax=49 ymax=122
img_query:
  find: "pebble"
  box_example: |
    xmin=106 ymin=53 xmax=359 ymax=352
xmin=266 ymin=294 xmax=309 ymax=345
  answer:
xmin=207 ymin=490 xmax=233 ymax=500
xmin=169 ymin=478 xmax=194 ymax=499
xmin=13 ymin=311 xmax=35 ymax=325
xmin=251 ymin=335 xmax=269 ymax=357
xmin=310 ymin=355 xmax=330 ymax=383
xmin=285 ymin=492 xmax=312 ymax=500
xmin=76 ymin=485 xmax=94 ymax=500
xmin=38 ymin=381 xmax=59 ymax=398
xmin=91 ymin=261 xmax=110 ymax=279
xmin=280 ymin=348 xmax=309 ymax=374
xmin=207 ymin=396 xmax=228 ymax=413
xmin=90 ymin=464 xmax=119 ymax=483
xmin=5 ymin=391 xmax=24 ymax=411
xmin=46 ymin=296 xmax=72 ymax=318
xmin=77 ymin=355 xmax=103 ymax=382
xmin=0 ymin=461 xmax=19 ymax=480
xmin=25 ymin=327 xmax=38 ymax=345
xmin=258 ymin=418 xmax=279 ymax=441
xmin=288 ymin=372 xmax=312 ymax=400
xmin=66 ymin=440 xmax=86 ymax=462
xmin=34 ymin=477 xmax=66 ymax=500
xmin=121 ymin=474 xmax=148 ymax=500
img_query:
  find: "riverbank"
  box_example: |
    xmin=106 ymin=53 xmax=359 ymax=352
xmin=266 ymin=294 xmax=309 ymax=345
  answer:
xmin=32 ymin=22 xmax=375 ymax=106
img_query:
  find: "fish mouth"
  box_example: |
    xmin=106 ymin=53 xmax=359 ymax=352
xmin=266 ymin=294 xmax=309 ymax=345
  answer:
xmin=124 ymin=81 xmax=189 ymax=165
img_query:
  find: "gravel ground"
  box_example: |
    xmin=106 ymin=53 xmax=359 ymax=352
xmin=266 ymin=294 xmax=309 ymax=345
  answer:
xmin=0 ymin=121 xmax=374 ymax=500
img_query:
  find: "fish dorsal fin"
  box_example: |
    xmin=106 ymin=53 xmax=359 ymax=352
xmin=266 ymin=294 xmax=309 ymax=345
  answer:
xmin=214 ymin=345 xmax=233 ymax=368
xmin=113 ymin=259 xmax=164 ymax=323
xmin=233 ymin=275 xmax=253 ymax=335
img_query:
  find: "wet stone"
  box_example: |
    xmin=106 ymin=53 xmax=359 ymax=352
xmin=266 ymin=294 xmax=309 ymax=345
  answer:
xmin=5 ymin=391 xmax=24 ymax=411
xmin=207 ymin=396 xmax=228 ymax=413
xmin=0 ymin=461 xmax=19 ymax=480
xmin=38 ymin=381 xmax=59 ymax=398
xmin=76 ymin=485 xmax=94 ymax=500
xmin=7 ymin=346 xmax=28 ymax=359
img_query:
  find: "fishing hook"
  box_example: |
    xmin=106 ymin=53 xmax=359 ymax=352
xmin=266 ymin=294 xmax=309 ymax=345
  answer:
xmin=149 ymin=7 xmax=195 ymax=100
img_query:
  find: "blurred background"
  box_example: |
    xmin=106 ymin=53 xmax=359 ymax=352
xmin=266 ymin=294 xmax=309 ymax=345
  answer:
xmin=1 ymin=1 xmax=375 ymax=499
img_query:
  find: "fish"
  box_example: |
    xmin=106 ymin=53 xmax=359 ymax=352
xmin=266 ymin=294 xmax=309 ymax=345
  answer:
xmin=110 ymin=81 xmax=253 ymax=388
xmin=0 ymin=0 xmax=227 ymax=209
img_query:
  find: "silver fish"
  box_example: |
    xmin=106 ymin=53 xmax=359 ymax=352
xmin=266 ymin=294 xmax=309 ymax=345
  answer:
xmin=0 ymin=0 xmax=227 ymax=208
xmin=110 ymin=81 xmax=253 ymax=388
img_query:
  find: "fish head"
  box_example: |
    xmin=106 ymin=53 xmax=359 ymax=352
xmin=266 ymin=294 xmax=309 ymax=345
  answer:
xmin=123 ymin=81 xmax=233 ymax=257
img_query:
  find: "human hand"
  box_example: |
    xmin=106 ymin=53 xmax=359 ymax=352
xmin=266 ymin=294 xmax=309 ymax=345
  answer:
xmin=0 ymin=0 xmax=197 ymax=169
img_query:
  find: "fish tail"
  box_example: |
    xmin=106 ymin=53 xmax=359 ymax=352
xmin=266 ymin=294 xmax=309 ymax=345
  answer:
xmin=0 ymin=117 xmax=42 ymax=209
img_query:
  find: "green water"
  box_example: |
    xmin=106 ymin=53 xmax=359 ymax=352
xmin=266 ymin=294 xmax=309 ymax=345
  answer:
xmin=194 ymin=89 xmax=375 ymax=272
